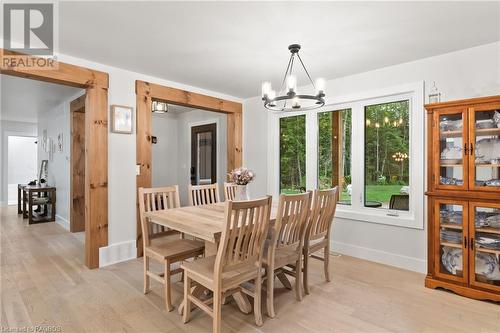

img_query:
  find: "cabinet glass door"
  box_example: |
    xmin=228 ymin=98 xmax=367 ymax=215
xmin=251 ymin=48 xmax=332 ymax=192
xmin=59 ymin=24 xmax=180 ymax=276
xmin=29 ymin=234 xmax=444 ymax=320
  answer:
xmin=469 ymin=107 xmax=500 ymax=191
xmin=469 ymin=202 xmax=500 ymax=292
xmin=435 ymin=109 xmax=468 ymax=190
xmin=434 ymin=200 xmax=468 ymax=282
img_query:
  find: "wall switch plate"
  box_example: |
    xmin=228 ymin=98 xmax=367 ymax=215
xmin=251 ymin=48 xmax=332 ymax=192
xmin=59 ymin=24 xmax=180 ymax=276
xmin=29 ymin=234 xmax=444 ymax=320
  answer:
xmin=136 ymin=164 xmax=141 ymax=176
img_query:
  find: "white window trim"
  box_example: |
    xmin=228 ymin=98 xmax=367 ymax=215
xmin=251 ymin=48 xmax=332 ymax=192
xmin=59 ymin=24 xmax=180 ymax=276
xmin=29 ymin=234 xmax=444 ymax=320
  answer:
xmin=268 ymin=82 xmax=425 ymax=229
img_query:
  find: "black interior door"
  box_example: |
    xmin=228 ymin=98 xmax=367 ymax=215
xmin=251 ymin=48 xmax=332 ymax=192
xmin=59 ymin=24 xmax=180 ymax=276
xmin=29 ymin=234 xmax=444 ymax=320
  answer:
xmin=191 ymin=123 xmax=217 ymax=185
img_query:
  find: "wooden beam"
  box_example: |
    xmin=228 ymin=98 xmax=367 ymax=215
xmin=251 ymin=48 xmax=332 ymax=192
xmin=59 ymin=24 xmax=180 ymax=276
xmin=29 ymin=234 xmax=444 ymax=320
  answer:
xmin=0 ymin=49 xmax=108 ymax=88
xmin=136 ymin=81 xmax=241 ymax=114
xmin=85 ymin=85 xmax=109 ymax=268
xmin=136 ymin=86 xmax=152 ymax=257
xmin=227 ymin=112 xmax=243 ymax=173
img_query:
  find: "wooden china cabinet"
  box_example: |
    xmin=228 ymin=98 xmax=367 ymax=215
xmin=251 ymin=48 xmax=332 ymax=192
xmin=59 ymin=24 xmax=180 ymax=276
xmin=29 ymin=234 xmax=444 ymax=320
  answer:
xmin=425 ymin=95 xmax=500 ymax=302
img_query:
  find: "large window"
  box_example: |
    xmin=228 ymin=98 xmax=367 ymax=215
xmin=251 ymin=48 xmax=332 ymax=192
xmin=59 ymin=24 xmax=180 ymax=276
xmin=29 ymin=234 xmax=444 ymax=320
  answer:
xmin=364 ymin=101 xmax=409 ymax=210
xmin=318 ymin=109 xmax=352 ymax=204
xmin=279 ymin=115 xmax=306 ymax=194
xmin=271 ymin=83 xmax=424 ymax=229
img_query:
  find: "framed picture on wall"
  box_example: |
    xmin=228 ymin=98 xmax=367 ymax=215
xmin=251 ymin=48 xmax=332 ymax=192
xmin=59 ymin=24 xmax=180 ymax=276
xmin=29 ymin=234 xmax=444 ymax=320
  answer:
xmin=111 ymin=105 xmax=133 ymax=134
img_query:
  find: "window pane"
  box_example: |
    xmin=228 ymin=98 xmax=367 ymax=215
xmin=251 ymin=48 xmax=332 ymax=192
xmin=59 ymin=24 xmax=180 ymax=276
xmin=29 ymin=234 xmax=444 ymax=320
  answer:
xmin=280 ymin=115 xmax=306 ymax=194
xmin=318 ymin=109 xmax=352 ymax=204
xmin=364 ymin=100 xmax=410 ymax=210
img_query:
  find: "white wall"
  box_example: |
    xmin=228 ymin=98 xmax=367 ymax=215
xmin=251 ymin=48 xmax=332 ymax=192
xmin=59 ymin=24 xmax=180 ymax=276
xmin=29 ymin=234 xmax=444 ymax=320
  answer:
xmin=152 ymin=113 xmax=179 ymax=188
xmin=7 ymin=136 xmax=37 ymax=204
xmin=243 ymin=41 xmax=500 ymax=273
xmin=37 ymin=90 xmax=84 ymax=223
xmin=0 ymin=120 xmax=38 ymax=205
xmin=152 ymin=110 xmax=228 ymax=206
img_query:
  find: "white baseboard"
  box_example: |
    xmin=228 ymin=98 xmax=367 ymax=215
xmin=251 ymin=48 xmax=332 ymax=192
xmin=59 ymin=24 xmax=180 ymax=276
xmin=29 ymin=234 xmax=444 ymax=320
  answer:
xmin=332 ymin=240 xmax=426 ymax=274
xmin=99 ymin=240 xmax=137 ymax=268
xmin=55 ymin=214 xmax=70 ymax=231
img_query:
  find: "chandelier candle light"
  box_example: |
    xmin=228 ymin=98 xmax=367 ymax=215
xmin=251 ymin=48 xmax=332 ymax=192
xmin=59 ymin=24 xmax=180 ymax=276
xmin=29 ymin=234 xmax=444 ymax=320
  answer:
xmin=261 ymin=44 xmax=326 ymax=112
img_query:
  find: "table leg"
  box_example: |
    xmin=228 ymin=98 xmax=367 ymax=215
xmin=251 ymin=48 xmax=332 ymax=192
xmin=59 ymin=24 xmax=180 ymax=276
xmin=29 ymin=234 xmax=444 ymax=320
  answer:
xmin=23 ymin=190 xmax=28 ymax=219
xmin=232 ymin=292 xmax=252 ymax=314
xmin=28 ymin=191 xmax=33 ymax=225
xmin=178 ymin=283 xmax=205 ymax=315
xmin=17 ymin=186 xmax=22 ymax=214
xmin=276 ymin=270 xmax=293 ymax=290
xmin=51 ymin=190 xmax=56 ymax=221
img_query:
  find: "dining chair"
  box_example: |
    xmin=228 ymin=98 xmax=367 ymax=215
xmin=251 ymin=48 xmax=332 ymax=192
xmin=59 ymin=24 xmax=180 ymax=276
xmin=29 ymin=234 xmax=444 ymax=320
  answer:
xmin=264 ymin=191 xmax=312 ymax=318
xmin=188 ymin=183 xmax=220 ymax=206
xmin=303 ymin=187 xmax=338 ymax=295
xmin=181 ymin=196 xmax=273 ymax=333
xmin=138 ymin=186 xmax=205 ymax=312
xmin=223 ymin=182 xmax=237 ymax=201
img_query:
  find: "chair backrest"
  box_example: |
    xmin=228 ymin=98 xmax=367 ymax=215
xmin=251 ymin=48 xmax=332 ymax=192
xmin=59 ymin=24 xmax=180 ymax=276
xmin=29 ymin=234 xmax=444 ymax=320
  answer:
xmin=306 ymin=187 xmax=338 ymax=242
xmin=269 ymin=192 xmax=312 ymax=254
xmin=389 ymin=194 xmax=409 ymax=210
xmin=188 ymin=183 xmax=220 ymax=206
xmin=138 ymin=185 xmax=181 ymax=247
xmin=215 ymin=196 xmax=272 ymax=276
xmin=223 ymin=182 xmax=237 ymax=201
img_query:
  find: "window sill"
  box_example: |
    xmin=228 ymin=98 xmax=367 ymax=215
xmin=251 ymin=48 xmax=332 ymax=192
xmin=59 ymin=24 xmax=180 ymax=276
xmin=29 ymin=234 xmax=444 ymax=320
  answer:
xmin=335 ymin=205 xmax=423 ymax=230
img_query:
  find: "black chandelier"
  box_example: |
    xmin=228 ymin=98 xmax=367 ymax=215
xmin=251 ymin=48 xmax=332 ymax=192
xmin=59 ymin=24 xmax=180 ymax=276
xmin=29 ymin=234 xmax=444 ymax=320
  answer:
xmin=261 ymin=44 xmax=325 ymax=112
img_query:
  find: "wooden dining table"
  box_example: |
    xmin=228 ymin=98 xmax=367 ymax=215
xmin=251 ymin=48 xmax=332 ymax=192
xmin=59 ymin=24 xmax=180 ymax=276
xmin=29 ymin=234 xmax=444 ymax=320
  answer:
xmin=144 ymin=201 xmax=283 ymax=315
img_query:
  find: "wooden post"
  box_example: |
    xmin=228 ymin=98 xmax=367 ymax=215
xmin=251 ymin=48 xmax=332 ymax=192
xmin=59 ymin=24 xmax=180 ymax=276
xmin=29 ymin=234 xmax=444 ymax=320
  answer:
xmin=135 ymin=83 xmax=152 ymax=256
xmin=85 ymin=85 xmax=109 ymax=268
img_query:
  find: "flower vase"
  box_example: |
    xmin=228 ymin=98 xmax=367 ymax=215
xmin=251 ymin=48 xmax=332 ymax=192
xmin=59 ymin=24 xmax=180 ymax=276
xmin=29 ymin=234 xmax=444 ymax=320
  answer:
xmin=234 ymin=185 xmax=249 ymax=201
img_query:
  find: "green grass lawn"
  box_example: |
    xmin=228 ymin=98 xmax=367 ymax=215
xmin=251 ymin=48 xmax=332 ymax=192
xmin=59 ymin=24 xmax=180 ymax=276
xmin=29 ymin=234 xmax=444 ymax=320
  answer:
xmin=282 ymin=184 xmax=405 ymax=205
xmin=365 ymin=185 xmax=405 ymax=203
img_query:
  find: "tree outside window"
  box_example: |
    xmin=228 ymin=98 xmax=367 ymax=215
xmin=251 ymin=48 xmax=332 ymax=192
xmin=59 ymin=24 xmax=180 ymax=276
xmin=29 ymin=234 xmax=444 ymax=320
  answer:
xmin=364 ymin=100 xmax=410 ymax=210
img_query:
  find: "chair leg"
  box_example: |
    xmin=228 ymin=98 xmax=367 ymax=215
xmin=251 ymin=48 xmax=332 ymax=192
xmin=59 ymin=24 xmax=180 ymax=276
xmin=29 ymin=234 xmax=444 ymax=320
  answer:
xmin=183 ymin=274 xmax=191 ymax=323
xmin=254 ymin=273 xmax=263 ymax=327
xmin=303 ymin=249 xmax=310 ymax=295
xmin=213 ymin=290 xmax=222 ymax=333
xmin=164 ymin=260 xmax=173 ymax=312
xmin=295 ymin=257 xmax=303 ymax=301
xmin=324 ymin=246 xmax=331 ymax=282
xmin=266 ymin=267 xmax=275 ymax=318
xmin=143 ymin=256 xmax=150 ymax=294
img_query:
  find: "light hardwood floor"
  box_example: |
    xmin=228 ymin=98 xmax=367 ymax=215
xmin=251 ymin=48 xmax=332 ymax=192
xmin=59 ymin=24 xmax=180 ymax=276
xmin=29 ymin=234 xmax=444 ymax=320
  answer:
xmin=1 ymin=206 xmax=499 ymax=333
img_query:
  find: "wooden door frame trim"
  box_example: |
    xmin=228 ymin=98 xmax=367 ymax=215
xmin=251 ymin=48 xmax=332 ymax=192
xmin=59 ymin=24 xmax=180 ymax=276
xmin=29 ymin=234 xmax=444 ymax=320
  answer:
xmin=70 ymin=94 xmax=86 ymax=234
xmin=135 ymin=80 xmax=242 ymax=255
xmin=1 ymin=49 xmax=109 ymax=269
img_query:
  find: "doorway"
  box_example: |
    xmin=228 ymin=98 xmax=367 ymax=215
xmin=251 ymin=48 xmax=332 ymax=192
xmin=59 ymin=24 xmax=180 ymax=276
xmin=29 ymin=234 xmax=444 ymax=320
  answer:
xmin=190 ymin=123 xmax=217 ymax=185
xmin=135 ymin=80 xmax=242 ymax=256
xmin=7 ymin=136 xmax=37 ymax=205
xmin=1 ymin=50 xmax=109 ymax=268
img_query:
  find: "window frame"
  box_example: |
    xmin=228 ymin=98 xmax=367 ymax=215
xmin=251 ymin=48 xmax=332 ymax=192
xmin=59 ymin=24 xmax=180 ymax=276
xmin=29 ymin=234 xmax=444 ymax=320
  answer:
xmin=268 ymin=82 xmax=425 ymax=229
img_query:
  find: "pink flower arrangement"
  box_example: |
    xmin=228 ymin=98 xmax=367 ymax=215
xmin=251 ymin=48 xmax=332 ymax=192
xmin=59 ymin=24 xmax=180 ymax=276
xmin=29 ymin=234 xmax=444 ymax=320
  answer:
xmin=228 ymin=167 xmax=255 ymax=185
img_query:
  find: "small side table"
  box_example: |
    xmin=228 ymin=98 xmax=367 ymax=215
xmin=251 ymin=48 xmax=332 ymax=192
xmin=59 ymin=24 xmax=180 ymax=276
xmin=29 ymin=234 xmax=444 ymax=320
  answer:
xmin=22 ymin=185 xmax=57 ymax=224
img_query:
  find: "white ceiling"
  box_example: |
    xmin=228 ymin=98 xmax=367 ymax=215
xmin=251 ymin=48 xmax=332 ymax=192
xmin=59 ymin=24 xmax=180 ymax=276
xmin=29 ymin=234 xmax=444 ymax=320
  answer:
xmin=58 ymin=1 xmax=500 ymax=98
xmin=1 ymin=75 xmax=83 ymax=123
